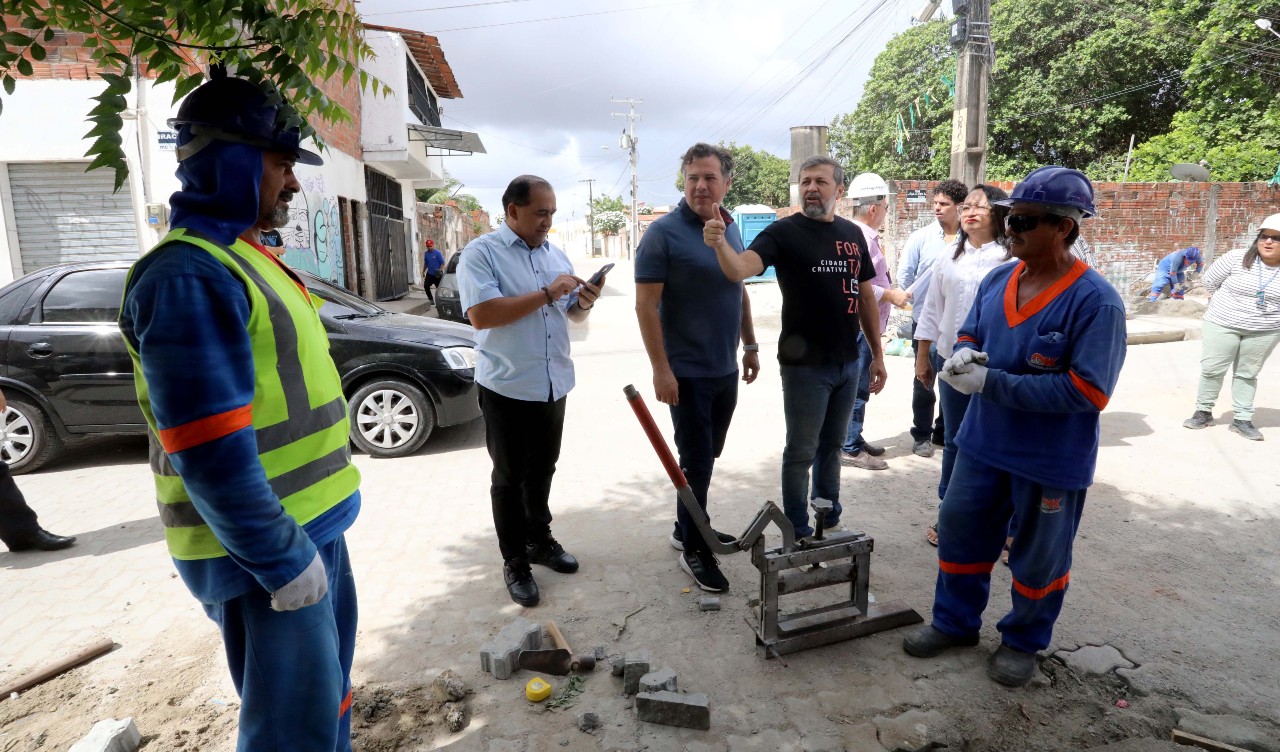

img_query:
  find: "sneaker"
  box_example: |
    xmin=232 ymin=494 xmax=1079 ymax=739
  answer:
xmin=840 ymin=450 xmax=888 ymax=470
xmin=679 ymin=549 xmax=729 ymax=592
xmin=912 ymin=439 xmax=935 ymax=458
xmin=527 ymin=536 xmax=579 ymax=573
xmin=1182 ymin=410 xmax=1214 ymax=430
xmin=988 ymin=644 xmax=1038 ymax=687
xmin=1228 ymin=419 xmax=1264 ymax=441
xmin=861 ymin=442 xmax=886 ymax=457
xmin=503 ymin=561 xmax=540 ymax=607
xmin=669 ymin=527 xmax=737 ymax=552
xmin=902 ymin=624 xmax=980 ymax=658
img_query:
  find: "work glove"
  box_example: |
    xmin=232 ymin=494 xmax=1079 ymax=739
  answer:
xmin=1172 ymin=288 xmax=1186 ymax=300
xmin=941 ymin=349 xmax=989 ymax=376
xmin=939 ymin=363 xmax=989 ymax=395
xmin=270 ymin=552 xmax=328 ymax=612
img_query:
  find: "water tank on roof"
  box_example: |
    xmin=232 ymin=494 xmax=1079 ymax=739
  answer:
xmin=731 ymin=204 xmax=778 ymax=284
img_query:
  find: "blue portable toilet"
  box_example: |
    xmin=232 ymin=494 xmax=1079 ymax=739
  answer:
xmin=731 ymin=204 xmax=778 ymax=283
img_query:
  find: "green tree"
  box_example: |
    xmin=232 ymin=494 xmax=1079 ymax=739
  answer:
xmin=591 ymin=194 xmax=626 ymax=215
xmin=0 ymin=0 xmax=377 ymax=188
xmin=593 ymin=209 xmax=627 ymax=236
xmin=418 ymin=171 xmax=483 ymax=213
xmin=673 ymin=142 xmax=790 ymax=208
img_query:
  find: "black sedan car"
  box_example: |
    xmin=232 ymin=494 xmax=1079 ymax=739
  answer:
xmin=0 ymin=261 xmax=481 ymax=473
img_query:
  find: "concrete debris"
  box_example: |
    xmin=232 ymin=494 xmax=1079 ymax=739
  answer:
xmin=871 ymin=708 xmax=946 ymax=752
xmin=593 ymin=645 xmax=607 ymax=661
xmin=68 ymin=717 xmax=142 ymax=752
xmin=699 ymin=596 xmax=721 ymax=611
xmin=1173 ymin=708 xmax=1280 ymax=752
xmin=622 ymin=649 xmax=651 ymax=696
xmin=479 ymin=617 xmax=543 ymax=680
xmin=444 ymin=704 xmax=466 ymax=733
xmin=1116 ymin=665 xmax=1155 ymax=697
xmin=610 ymin=655 xmax=626 ymax=677
xmin=635 ymin=690 xmax=710 ymax=730
xmin=638 ymin=668 xmax=677 ymax=694
xmin=576 ymin=711 xmax=601 ymax=732
xmin=431 ymin=669 xmax=466 ymax=702
xmin=1053 ymin=644 xmax=1134 ymax=676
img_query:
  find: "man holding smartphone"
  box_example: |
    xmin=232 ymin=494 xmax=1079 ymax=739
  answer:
xmin=635 ymin=143 xmax=759 ymax=593
xmin=458 ymin=175 xmax=604 ymax=607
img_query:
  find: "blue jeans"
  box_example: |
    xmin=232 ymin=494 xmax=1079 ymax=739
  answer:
xmin=934 ymin=348 xmax=973 ymax=502
xmin=204 ymin=536 xmax=357 ymax=752
xmin=781 ymin=359 xmax=861 ymax=537
xmin=842 ymin=333 xmax=874 ymax=453
xmin=669 ymin=372 xmax=739 ymax=552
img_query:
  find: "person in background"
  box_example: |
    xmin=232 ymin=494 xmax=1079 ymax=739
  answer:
xmin=842 ymin=172 xmax=908 ymax=471
xmin=913 ymin=185 xmax=1012 ymax=547
xmin=1149 ymin=246 xmax=1203 ymax=301
xmin=423 ymin=239 xmax=445 ymax=306
xmin=899 ymin=179 xmax=968 ymax=458
xmin=0 ymin=389 xmax=76 ymax=553
xmin=1182 ymin=215 xmax=1280 ymax=441
xmin=903 ymin=166 xmax=1126 ymax=687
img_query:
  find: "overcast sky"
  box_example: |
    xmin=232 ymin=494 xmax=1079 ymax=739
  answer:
xmin=357 ymin=0 xmax=921 ymax=223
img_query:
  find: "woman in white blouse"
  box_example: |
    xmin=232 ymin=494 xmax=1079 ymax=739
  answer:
xmin=914 ymin=185 xmax=1013 ymax=546
xmin=1183 ymin=214 xmax=1280 ymax=441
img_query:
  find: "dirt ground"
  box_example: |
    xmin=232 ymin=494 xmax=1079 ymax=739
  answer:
xmin=2 ymin=275 xmax=1278 ymax=751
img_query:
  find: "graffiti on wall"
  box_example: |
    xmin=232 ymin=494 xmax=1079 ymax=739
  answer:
xmin=281 ymin=188 xmax=345 ymax=286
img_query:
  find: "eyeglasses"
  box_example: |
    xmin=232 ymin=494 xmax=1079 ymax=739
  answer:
xmin=958 ymin=204 xmax=990 ymax=214
xmin=1004 ymin=214 xmax=1064 ymax=233
xmin=1259 ymin=232 xmax=1280 ymax=243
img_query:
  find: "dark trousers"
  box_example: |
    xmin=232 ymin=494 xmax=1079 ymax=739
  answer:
xmin=424 ymin=272 xmax=442 ymax=303
xmin=669 ymin=372 xmax=739 ymax=553
xmin=479 ymin=386 xmax=566 ymax=562
xmin=204 ymin=536 xmax=357 ymax=752
xmin=910 ymin=321 xmax=944 ymax=442
xmin=0 ymin=460 xmax=40 ymax=548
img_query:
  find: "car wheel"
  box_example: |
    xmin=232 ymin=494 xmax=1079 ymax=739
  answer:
xmin=348 ymin=379 xmax=436 ymax=458
xmin=2 ymin=397 xmax=62 ymax=474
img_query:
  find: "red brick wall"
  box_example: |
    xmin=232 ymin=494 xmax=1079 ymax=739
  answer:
xmin=314 ymin=71 xmax=361 ymax=160
xmin=782 ymin=181 xmax=1280 ymax=275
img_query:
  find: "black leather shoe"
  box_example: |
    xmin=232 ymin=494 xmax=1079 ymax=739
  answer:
xmin=527 ymin=537 xmax=579 ymax=574
xmin=503 ymin=562 xmax=540 ymax=607
xmin=988 ymin=644 xmax=1038 ymax=686
xmin=902 ymin=624 xmax=980 ymax=658
xmin=4 ymin=529 xmax=76 ymax=552
xmin=862 ymin=442 xmax=886 ymax=457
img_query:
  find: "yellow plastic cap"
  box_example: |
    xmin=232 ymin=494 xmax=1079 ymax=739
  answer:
xmin=525 ymin=677 xmax=552 ymax=702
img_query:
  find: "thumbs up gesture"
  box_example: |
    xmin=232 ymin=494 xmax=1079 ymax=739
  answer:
xmin=703 ymin=204 xmax=727 ymax=249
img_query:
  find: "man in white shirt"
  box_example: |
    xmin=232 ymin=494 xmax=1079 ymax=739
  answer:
xmin=898 ymin=180 xmax=968 ymax=457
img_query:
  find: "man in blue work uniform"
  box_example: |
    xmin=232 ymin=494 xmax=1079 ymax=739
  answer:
xmin=635 ymin=142 xmax=760 ymax=593
xmin=120 ymin=70 xmax=361 ymax=750
xmin=1149 ymin=246 xmax=1203 ymax=301
xmin=902 ymin=166 xmax=1127 ymax=687
xmin=458 ymin=175 xmax=604 ymax=607
xmin=423 ymin=238 xmax=445 ymax=305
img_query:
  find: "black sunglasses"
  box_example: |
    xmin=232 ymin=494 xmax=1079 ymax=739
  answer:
xmin=1004 ymin=214 xmax=1065 ymax=233
xmin=1259 ymin=232 xmax=1280 ymax=243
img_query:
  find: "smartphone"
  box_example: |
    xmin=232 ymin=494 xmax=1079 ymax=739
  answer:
xmin=587 ymin=263 xmax=614 ymax=287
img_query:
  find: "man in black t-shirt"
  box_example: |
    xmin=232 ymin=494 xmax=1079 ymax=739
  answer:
xmin=705 ymin=156 xmax=885 ymax=537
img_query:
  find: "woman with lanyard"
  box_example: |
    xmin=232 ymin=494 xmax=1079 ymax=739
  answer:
xmin=1182 ymin=214 xmax=1280 ymax=441
xmin=914 ymin=185 xmax=1013 ymax=547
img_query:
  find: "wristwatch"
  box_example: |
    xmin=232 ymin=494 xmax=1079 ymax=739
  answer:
xmin=743 ymin=343 xmax=759 ymax=353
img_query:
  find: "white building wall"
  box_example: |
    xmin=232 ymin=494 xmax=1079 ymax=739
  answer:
xmin=362 ymin=32 xmax=410 ymax=161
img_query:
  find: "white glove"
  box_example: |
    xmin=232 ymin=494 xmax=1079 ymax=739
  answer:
xmin=939 ymin=363 xmax=989 ymax=395
xmin=270 ymin=552 xmax=328 ymax=612
xmin=941 ymin=349 xmax=989 ymax=375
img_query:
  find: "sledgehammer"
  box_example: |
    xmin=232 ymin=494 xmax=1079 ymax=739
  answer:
xmin=517 ymin=621 xmax=595 ymax=676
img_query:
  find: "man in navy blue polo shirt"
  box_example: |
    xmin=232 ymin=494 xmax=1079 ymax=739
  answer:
xmin=635 ymin=143 xmax=759 ymax=593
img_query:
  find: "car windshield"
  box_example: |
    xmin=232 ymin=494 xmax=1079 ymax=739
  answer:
xmin=302 ymin=274 xmax=387 ymax=319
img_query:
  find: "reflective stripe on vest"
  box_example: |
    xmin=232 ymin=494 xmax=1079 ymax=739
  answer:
xmin=126 ymin=228 xmax=360 ymax=560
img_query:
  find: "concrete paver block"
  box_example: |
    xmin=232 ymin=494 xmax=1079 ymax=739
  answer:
xmin=636 ymin=690 xmax=710 ymax=730
xmin=1174 ymin=708 xmax=1280 ymax=752
xmin=872 ymin=709 xmax=946 ymax=752
xmin=699 ymin=596 xmax=721 ymax=611
xmin=638 ymin=667 xmax=677 ymax=693
xmin=609 ymin=654 xmax=625 ymax=676
xmin=69 ymin=717 xmax=142 ymax=752
xmin=480 ymin=617 xmax=543 ymax=680
xmin=622 ymin=649 xmax=650 ymax=695
xmin=1053 ymin=644 xmax=1134 ymax=676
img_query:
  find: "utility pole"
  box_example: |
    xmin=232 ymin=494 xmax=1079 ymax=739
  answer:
xmin=611 ymin=96 xmax=642 ymax=260
xmin=579 ymin=177 xmax=596 ymax=257
xmin=948 ymin=0 xmax=992 ymax=186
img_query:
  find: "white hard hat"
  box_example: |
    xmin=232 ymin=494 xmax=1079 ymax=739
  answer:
xmin=847 ymin=172 xmax=893 ymax=202
xmin=1261 ymin=213 xmax=1280 ymax=232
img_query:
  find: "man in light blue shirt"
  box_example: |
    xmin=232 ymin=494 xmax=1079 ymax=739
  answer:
xmin=458 ymin=175 xmax=605 ymax=607
xmin=898 ymin=179 xmax=967 ymax=460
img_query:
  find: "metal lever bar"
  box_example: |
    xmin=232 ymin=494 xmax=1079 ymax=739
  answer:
xmin=624 ymin=384 xmax=740 ymax=556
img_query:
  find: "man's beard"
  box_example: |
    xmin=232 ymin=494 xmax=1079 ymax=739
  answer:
xmin=265 ymin=202 xmax=290 ymax=229
xmin=802 ymin=195 xmax=833 ymax=219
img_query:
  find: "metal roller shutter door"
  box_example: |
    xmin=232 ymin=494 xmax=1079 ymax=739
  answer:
xmin=8 ymin=161 xmax=139 ymax=274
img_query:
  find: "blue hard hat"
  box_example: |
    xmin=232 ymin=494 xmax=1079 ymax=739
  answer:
xmin=994 ymin=166 xmax=1097 ymax=219
xmin=168 ymin=68 xmax=323 ymax=165
xmin=1183 ymin=246 xmax=1202 ymax=262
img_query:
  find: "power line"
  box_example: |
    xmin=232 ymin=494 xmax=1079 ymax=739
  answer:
xmin=407 ymin=1 xmax=698 ymax=33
